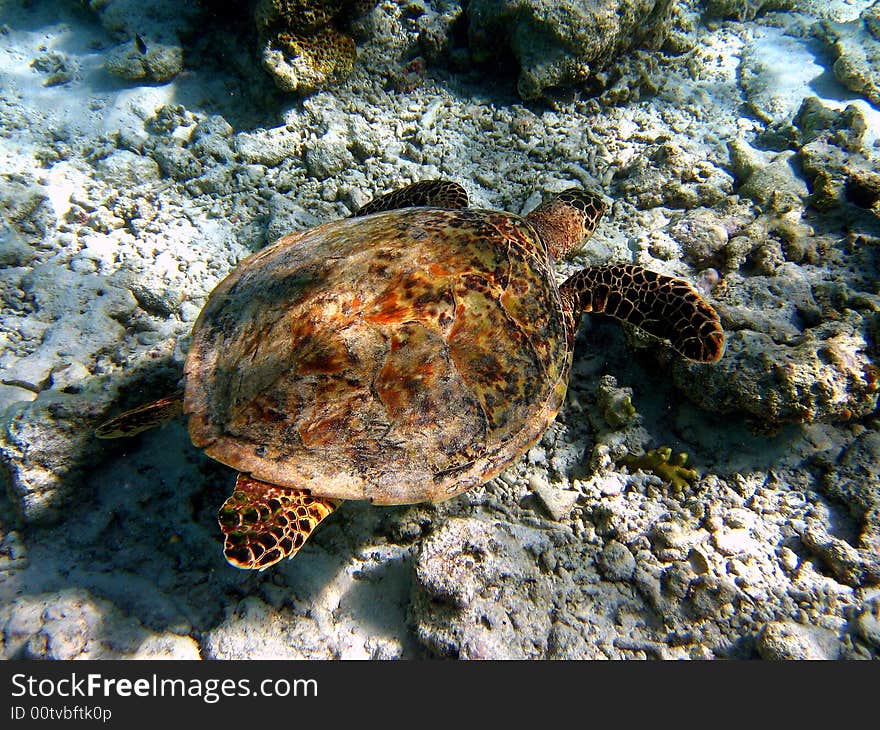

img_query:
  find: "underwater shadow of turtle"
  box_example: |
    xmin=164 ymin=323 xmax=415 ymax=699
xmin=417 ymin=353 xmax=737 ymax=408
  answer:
xmin=0 ymin=349 xmax=303 ymax=647
xmin=18 ymin=401 xmax=373 ymax=647
xmin=0 ymin=345 xmax=183 ymax=527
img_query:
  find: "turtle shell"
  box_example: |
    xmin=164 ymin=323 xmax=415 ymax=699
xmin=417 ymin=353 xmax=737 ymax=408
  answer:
xmin=183 ymin=207 xmax=572 ymax=504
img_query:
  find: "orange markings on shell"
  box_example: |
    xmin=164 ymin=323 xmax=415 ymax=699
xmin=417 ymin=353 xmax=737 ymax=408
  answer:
xmin=364 ymin=288 xmax=408 ymax=326
xmin=183 ymin=208 xmax=570 ymax=504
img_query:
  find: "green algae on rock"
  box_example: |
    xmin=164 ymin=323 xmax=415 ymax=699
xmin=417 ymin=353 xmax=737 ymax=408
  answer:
xmin=818 ymin=429 xmax=880 ymax=563
xmin=596 ymin=374 xmax=638 ymax=429
xmin=466 ymin=0 xmax=676 ymax=100
xmin=793 ymin=97 xmax=879 ymax=213
xmin=703 ymin=0 xmax=797 ymax=22
xmin=672 ymin=312 xmax=880 ymax=426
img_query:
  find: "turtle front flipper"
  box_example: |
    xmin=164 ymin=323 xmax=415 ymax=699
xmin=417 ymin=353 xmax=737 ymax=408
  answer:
xmin=560 ymin=264 xmax=725 ymax=363
xmin=218 ymin=474 xmax=341 ymax=571
xmin=95 ymin=395 xmax=183 ymax=438
xmin=354 ymin=180 xmax=469 ymax=216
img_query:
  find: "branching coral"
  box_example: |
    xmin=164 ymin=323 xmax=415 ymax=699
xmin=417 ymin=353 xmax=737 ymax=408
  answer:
xmin=619 ymin=446 xmax=699 ymax=492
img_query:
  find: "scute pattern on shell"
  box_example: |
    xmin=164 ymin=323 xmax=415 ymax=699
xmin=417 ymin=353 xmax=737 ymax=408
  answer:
xmin=184 ymin=208 xmax=571 ymax=504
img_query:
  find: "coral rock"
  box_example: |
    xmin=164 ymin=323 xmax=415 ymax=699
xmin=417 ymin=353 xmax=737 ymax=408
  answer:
xmin=703 ymin=0 xmax=797 ymax=22
xmin=817 ymin=2 xmax=880 ymax=108
xmin=412 ymin=517 xmax=554 ymax=658
xmin=466 ymin=0 xmax=675 ymax=100
xmin=256 ymin=0 xmax=378 ymax=93
xmin=821 ymin=430 xmax=880 ymax=558
xmin=756 ymin=620 xmax=840 ymax=660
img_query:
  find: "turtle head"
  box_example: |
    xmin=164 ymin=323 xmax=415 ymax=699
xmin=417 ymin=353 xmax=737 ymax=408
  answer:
xmin=525 ymin=188 xmax=607 ymax=260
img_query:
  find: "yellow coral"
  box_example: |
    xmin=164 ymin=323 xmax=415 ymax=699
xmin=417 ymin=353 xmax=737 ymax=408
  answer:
xmin=256 ymin=0 xmax=377 ymax=93
xmin=619 ymin=446 xmax=699 ymax=493
xmin=268 ymin=28 xmax=356 ymax=92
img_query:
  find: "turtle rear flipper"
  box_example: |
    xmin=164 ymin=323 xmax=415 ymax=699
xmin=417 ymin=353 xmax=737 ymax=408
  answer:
xmin=96 ymin=395 xmax=183 ymax=439
xmin=561 ymin=263 xmax=725 ymax=363
xmin=218 ymin=474 xmax=340 ymax=571
xmin=354 ymin=180 xmax=469 ymax=216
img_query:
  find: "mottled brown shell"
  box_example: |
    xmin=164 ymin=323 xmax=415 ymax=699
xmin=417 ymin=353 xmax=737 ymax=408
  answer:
xmin=184 ymin=208 xmax=571 ymax=504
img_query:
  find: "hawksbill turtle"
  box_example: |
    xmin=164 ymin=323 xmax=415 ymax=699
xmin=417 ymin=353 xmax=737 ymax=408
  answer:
xmin=97 ymin=180 xmax=725 ymax=570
